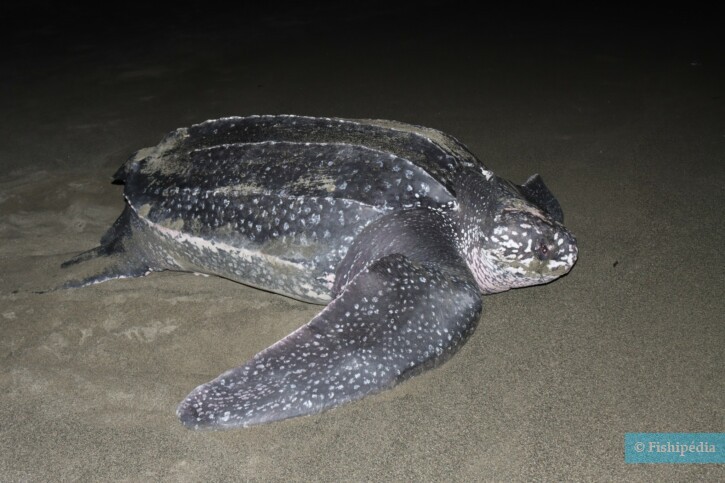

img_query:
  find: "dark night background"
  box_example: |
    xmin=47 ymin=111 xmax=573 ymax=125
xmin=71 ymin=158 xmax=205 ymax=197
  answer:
xmin=1 ymin=1 xmax=723 ymax=480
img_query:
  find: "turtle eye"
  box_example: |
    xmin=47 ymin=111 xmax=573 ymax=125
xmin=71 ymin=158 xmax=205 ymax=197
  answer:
xmin=535 ymin=239 xmax=552 ymax=260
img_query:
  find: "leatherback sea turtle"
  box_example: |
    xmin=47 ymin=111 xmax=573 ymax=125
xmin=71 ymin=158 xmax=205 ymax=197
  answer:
xmin=62 ymin=115 xmax=578 ymax=429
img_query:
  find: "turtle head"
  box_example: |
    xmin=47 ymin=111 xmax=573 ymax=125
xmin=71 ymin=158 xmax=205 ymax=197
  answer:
xmin=456 ymin=168 xmax=578 ymax=294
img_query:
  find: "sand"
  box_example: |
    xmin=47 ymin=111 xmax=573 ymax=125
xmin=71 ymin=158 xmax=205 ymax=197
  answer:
xmin=1 ymin=4 xmax=722 ymax=481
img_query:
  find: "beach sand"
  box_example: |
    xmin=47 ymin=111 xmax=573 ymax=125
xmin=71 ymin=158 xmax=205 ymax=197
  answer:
xmin=1 ymin=4 xmax=722 ymax=480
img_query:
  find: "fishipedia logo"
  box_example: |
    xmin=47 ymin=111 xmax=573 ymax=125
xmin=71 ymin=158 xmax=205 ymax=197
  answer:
xmin=625 ymin=433 xmax=724 ymax=464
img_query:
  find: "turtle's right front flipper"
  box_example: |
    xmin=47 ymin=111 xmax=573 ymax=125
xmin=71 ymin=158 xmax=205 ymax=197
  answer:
xmin=59 ymin=205 xmax=155 ymax=289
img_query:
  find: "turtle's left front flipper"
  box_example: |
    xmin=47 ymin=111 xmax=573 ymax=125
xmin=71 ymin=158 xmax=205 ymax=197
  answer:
xmin=177 ymin=252 xmax=482 ymax=430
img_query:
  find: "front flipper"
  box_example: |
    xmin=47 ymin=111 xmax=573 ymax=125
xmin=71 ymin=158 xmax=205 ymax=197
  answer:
xmin=518 ymin=174 xmax=564 ymax=223
xmin=177 ymin=253 xmax=482 ymax=429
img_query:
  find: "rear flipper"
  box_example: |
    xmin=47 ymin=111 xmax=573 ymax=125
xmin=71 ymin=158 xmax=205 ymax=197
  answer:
xmin=177 ymin=252 xmax=482 ymax=429
xmin=58 ymin=206 xmax=153 ymax=289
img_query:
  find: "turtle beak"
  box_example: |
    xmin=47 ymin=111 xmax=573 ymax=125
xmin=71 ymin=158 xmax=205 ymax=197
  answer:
xmin=556 ymin=231 xmax=578 ymax=273
xmin=537 ymin=229 xmax=577 ymax=276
